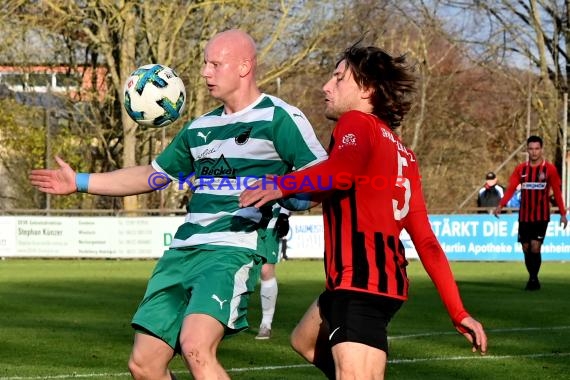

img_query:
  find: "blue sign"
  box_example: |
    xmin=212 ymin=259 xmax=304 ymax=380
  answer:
xmin=427 ymin=214 xmax=570 ymax=261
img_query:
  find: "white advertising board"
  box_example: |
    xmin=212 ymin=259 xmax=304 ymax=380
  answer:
xmin=0 ymin=216 xmax=184 ymax=258
xmin=0 ymin=214 xmax=417 ymax=260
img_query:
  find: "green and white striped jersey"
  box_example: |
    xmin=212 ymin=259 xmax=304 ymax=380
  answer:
xmin=152 ymin=93 xmax=327 ymax=257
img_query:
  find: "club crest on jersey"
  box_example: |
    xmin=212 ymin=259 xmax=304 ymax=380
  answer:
xmin=539 ymin=172 xmax=546 ymax=181
xmin=338 ymin=133 xmax=357 ymax=149
xmin=235 ymin=127 xmax=252 ymax=145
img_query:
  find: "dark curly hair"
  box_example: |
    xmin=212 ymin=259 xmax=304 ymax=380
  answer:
xmin=338 ymin=43 xmax=416 ymax=129
xmin=526 ymin=135 xmax=543 ymax=147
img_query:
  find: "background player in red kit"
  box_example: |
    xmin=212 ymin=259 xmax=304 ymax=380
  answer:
xmin=494 ymin=135 xmax=567 ymax=291
xmin=240 ymin=44 xmax=487 ymax=379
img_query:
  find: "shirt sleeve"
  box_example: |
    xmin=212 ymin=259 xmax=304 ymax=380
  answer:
xmin=403 ymin=162 xmax=470 ymax=326
xmin=277 ymin=111 xmax=374 ymax=196
xmin=548 ymin=163 xmax=567 ymax=215
xmin=153 ymin=122 xmax=194 ymax=181
xmin=499 ymin=165 xmax=522 ymax=208
xmin=271 ymin=106 xmax=328 ymax=171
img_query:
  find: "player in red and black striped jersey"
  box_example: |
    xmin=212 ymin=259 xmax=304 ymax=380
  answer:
xmin=494 ymin=136 xmax=567 ymax=290
xmin=240 ymin=44 xmax=487 ymax=379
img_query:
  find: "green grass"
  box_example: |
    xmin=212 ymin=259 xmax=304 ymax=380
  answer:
xmin=0 ymin=259 xmax=569 ymax=379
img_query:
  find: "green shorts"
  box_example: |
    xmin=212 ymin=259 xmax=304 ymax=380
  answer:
xmin=260 ymin=228 xmax=281 ymax=264
xmin=131 ymin=246 xmax=262 ymax=349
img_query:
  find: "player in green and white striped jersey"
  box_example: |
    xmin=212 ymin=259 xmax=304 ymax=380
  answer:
xmin=29 ymin=29 xmax=327 ymax=379
xmin=140 ymin=31 xmax=326 ymax=379
xmin=153 ymin=92 xmax=324 ymax=260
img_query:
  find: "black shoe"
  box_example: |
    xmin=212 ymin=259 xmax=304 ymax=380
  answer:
xmin=525 ymin=278 xmax=541 ymax=291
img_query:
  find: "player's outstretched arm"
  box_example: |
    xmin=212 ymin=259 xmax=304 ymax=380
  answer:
xmin=29 ymin=156 xmax=77 ymax=195
xmin=404 ymin=207 xmax=488 ymax=356
xmin=30 ymin=156 xmax=165 ymax=196
xmin=456 ymin=316 xmax=487 ymax=355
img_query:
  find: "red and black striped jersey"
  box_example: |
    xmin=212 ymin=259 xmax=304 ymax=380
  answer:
xmin=277 ymin=110 xmax=469 ymax=326
xmin=500 ymin=160 xmax=566 ymax=222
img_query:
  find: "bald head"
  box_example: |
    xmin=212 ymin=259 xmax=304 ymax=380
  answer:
xmin=206 ymin=29 xmax=257 ymax=71
xmin=202 ymin=29 xmax=261 ymax=113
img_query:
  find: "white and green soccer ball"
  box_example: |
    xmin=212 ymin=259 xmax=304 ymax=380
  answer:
xmin=123 ymin=64 xmax=186 ymax=128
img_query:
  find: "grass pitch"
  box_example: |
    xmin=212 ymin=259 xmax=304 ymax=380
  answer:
xmin=0 ymin=259 xmax=569 ymax=379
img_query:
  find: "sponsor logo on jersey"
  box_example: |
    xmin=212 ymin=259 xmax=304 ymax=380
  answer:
xmin=198 ymin=155 xmax=237 ymax=177
xmin=196 ymin=146 xmax=218 ymax=160
xmin=521 ymin=182 xmax=547 ymax=190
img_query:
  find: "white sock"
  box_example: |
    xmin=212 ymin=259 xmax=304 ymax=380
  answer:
xmin=260 ymin=277 xmax=278 ymax=328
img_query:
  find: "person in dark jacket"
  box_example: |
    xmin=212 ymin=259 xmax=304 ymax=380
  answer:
xmin=477 ymin=172 xmax=505 ymax=213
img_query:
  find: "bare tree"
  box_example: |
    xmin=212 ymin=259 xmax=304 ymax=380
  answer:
xmin=0 ymin=0 xmax=335 ymax=210
xmin=3 ymin=0 xmax=545 ymax=211
xmin=443 ymin=0 xmax=569 ymax=172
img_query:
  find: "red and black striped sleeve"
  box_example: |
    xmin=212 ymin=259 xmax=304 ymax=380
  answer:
xmin=499 ymin=164 xmax=523 ymax=208
xmin=547 ymin=162 xmax=566 ymax=215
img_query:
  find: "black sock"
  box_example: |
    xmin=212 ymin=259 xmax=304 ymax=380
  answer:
xmin=525 ymin=252 xmax=541 ymax=280
xmin=532 ymin=252 xmax=542 ymax=280
xmin=524 ymin=252 xmax=533 ymax=278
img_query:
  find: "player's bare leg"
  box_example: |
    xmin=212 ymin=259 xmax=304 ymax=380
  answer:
xmin=291 ymin=299 xmax=335 ymax=379
xmin=128 ymin=333 xmax=176 ymax=380
xmin=179 ymin=313 xmax=229 ymax=380
xmin=332 ymin=342 xmax=387 ymax=380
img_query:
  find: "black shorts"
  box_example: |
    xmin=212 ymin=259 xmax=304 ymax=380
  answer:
xmin=318 ymin=289 xmax=403 ymax=353
xmin=518 ymin=221 xmax=549 ymax=243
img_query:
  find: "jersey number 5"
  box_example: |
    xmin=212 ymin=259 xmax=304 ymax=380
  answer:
xmin=393 ymin=152 xmax=411 ymax=220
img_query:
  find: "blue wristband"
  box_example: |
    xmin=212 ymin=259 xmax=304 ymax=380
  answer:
xmin=75 ymin=173 xmax=91 ymax=193
xmin=278 ymin=193 xmax=312 ymax=211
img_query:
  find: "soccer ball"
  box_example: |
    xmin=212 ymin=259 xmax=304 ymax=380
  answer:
xmin=123 ymin=64 xmax=186 ymax=127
